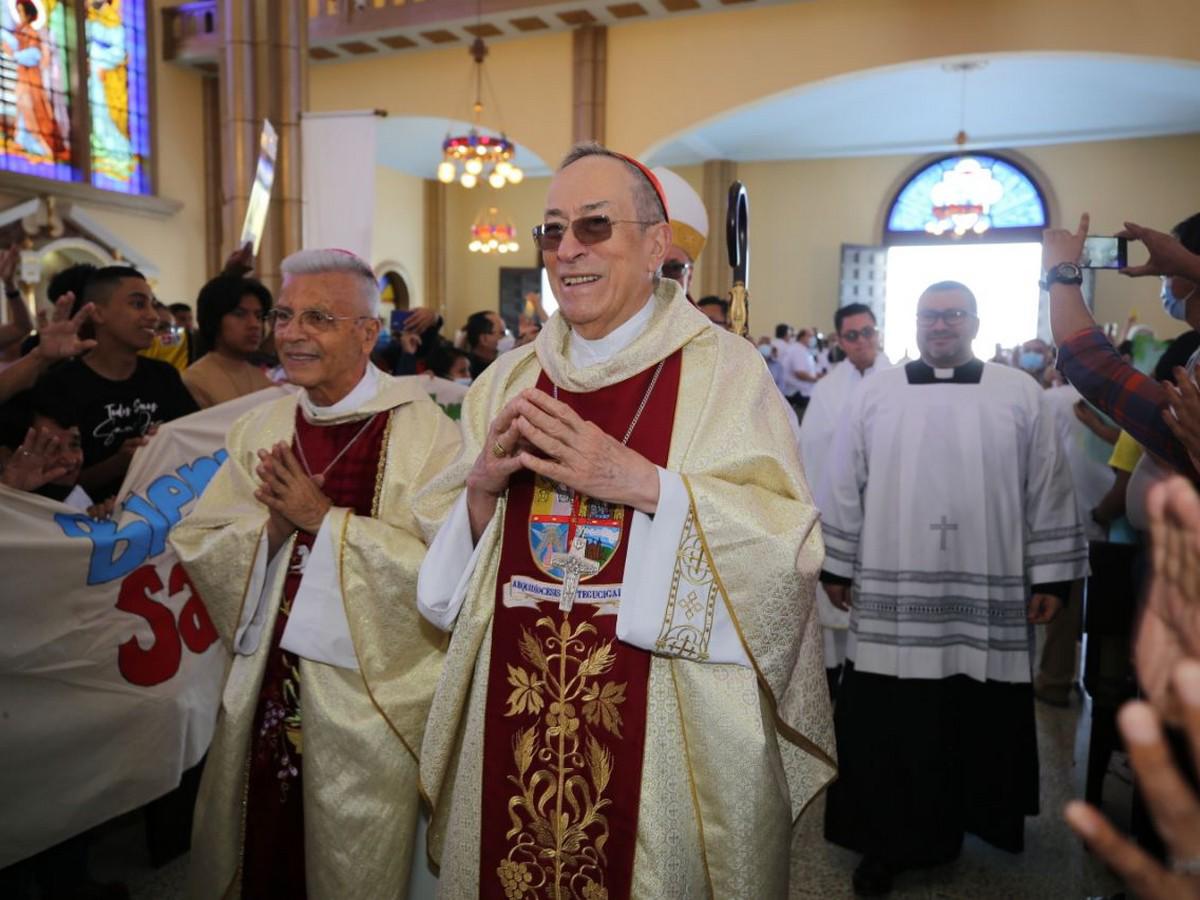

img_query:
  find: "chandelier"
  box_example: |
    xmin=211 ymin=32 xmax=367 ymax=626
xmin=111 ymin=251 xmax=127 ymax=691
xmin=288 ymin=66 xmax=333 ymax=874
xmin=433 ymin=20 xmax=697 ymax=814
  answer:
xmin=469 ymin=207 xmax=520 ymax=254
xmin=437 ymin=38 xmax=524 ymax=190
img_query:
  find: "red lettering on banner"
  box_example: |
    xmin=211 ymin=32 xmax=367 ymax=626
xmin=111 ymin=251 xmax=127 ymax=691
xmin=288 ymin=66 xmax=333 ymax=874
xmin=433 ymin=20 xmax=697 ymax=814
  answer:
xmin=116 ymin=565 xmax=182 ymax=686
xmin=116 ymin=562 xmax=218 ymax=686
xmin=171 ymin=564 xmax=218 ymax=654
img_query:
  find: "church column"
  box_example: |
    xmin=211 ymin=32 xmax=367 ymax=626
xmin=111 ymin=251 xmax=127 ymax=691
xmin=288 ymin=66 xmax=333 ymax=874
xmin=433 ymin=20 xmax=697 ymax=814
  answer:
xmin=218 ymin=0 xmax=256 ymax=267
xmin=571 ymin=26 xmax=606 ymax=145
xmin=202 ymin=76 xmax=223 ymax=277
xmin=698 ymin=159 xmax=737 ymax=300
xmin=253 ymin=0 xmax=308 ymax=295
xmin=423 ymin=180 xmax=447 ymax=318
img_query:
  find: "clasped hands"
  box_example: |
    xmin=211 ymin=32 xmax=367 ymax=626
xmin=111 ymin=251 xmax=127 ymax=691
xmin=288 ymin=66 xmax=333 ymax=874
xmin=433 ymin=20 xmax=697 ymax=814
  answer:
xmin=255 ymin=442 xmax=332 ymax=545
xmin=466 ymin=388 xmax=660 ymax=538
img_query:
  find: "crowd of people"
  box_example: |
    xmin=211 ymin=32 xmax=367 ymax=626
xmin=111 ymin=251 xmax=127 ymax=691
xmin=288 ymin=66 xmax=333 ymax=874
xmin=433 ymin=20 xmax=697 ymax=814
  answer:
xmin=5 ymin=144 xmax=1200 ymax=900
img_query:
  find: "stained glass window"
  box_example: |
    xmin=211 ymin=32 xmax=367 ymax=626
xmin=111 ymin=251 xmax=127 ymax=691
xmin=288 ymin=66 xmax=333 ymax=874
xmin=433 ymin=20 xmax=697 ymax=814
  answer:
xmin=0 ymin=0 xmax=150 ymax=195
xmin=885 ymin=154 xmax=1046 ymax=244
xmin=0 ymin=0 xmax=76 ymax=182
xmin=86 ymin=0 xmax=149 ymax=194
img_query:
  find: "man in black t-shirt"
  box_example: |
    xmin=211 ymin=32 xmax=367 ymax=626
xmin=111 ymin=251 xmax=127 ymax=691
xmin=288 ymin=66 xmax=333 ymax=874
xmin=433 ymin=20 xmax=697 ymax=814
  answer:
xmin=36 ymin=266 xmax=198 ymax=500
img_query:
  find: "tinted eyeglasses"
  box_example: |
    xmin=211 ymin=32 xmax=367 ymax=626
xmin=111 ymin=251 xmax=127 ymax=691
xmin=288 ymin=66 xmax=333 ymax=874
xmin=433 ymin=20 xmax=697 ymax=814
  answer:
xmin=661 ymin=260 xmax=692 ymax=280
xmin=266 ymin=307 xmax=373 ymax=332
xmin=533 ymin=215 xmax=659 ymax=252
xmin=839 ymin=325 xmax=877 ymax=343
xmin=917 ymin=308 xmax=975 ymax=326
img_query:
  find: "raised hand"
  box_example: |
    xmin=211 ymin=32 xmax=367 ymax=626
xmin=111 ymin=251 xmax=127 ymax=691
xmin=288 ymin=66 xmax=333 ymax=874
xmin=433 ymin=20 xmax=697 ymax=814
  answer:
xmin=1065 ymin=665 xmax=1200 ymax=900
xmin=465 ymin=395 xmax=528 ymax=540
xmin=222 ymin=242 xmax=254 ymax=278
xmin=1 ymin=426 xmax=69 ymax=491
xmin=1165 ymin=367 xmax=1200 ymax=471
xmin=1137 ymin=476 xmax=1200 ymax=725
xmin=1042 ymin=213 xmax=1090 ymax=271
xmin=1118 ymin=221 xmax=1200 ymax=282
xmin=510 ymin=388 xmax=660 ymax=514
xmin=254 ymin=442 xmax=331 ymax=535
xmin=35 ymin=293 xmax=96 ymax=362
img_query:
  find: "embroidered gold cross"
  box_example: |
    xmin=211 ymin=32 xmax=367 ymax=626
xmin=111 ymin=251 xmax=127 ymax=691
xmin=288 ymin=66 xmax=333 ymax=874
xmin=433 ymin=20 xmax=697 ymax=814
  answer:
xmin=549 ymin=533 xmax=601 ymax=612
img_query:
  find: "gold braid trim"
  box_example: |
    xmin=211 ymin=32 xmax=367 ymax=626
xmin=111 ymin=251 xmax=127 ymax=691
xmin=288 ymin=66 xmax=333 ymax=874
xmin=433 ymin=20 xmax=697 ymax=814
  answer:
xmin=668 ymin=661 xmax=716 ymax=899
xmin=679 ymin=476 xmax=837 ymax=778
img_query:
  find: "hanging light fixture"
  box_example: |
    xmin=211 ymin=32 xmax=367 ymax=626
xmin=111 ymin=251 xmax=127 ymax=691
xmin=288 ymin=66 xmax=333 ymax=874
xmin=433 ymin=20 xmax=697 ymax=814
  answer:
xmin=922 ymin=61 xmax=1002 ymax=238
xmin=436 ymin=36 xmax=524 ymax=190
xmin=469 ymin=207 xmax=520 ymax=254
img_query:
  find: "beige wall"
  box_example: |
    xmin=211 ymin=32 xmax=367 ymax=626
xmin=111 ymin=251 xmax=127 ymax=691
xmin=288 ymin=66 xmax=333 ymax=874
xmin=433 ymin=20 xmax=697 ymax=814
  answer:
xmin=309 ymin=31 xmax=573 ymax=173
xmin=739 ymin=134 xmax=1200 ymax=342
xmin=443 ymin=177 xmax=548 ymax=333
xmin=608 ymin=0 xmax=1200 ymax=160
xmin=371 ymin=166 xmax=426 ymax=310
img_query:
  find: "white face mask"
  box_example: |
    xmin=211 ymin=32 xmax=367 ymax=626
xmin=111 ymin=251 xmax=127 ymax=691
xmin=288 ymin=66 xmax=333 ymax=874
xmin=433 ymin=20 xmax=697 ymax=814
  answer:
xmin=453 ymin=376 xmax=473 ymax=386
xmin=1162 ymin=277 xmax=1196 ymax=321
xmin=496 ymin=333 xmax=516 ymax=354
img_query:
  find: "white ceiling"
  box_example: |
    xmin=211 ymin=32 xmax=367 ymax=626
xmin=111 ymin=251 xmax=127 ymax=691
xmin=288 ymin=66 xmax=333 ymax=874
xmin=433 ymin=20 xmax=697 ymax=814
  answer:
xmin=643 ymin=53 xmax=1200 ymax=166
xmin=375 ymin=116 xmax=551 ymax=179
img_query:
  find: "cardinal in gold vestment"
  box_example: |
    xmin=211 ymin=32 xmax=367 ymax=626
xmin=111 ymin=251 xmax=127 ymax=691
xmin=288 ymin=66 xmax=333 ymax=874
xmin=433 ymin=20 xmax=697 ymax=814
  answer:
xmin=172 ymin=250 xmax=460 ymax=899
xmin=415 ymin=146 xmax=835 ymax=899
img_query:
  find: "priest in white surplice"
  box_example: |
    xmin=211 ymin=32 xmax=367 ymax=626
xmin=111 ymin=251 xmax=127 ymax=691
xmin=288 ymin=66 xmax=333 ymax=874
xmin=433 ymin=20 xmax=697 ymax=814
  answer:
xmin=818 ymin=281 xmax=1087 ymax=896
xmin=414 ymin=143 xmax=834 ymax=900
xmin=797 ymin=301 xmax=889 ymax=691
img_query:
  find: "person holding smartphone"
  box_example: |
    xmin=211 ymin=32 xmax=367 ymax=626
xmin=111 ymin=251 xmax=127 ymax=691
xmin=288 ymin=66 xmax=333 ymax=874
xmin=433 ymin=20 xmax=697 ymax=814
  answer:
xmin=1046 ymin=211 xmax=1200 ymax=478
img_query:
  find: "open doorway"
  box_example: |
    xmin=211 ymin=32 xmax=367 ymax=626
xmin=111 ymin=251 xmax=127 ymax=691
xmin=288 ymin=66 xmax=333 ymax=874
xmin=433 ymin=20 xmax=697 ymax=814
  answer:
xmin=883 ymin=242 xmax=1042 ymax=363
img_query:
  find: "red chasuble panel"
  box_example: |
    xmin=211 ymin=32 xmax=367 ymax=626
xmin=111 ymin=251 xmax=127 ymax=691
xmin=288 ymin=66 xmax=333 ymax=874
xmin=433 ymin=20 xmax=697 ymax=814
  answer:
xmin=480 ymin=352 xmax=682 ymax=900
xmin=241 ymin=409 xmax=389 ymax=899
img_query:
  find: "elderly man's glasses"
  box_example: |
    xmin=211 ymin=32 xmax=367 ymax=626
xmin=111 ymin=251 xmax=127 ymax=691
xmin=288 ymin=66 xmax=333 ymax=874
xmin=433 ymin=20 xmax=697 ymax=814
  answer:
xmin=840 ymin=325 xmax=877 ymax=343
xmin=533 ymin=215 xmax=658 ymax=252
xmin=917 ymin=309 xmax=975 ymax=326
xmin=266 ymin=307 xmax=373 ymax=332
xmin=661 ymin=260 xmax=692 ymax=280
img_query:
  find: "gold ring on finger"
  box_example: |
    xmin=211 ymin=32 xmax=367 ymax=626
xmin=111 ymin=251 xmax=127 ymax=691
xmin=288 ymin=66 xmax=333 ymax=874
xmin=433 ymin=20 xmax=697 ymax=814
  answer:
xmin=492 ymin=440 xmax=507 ymax=458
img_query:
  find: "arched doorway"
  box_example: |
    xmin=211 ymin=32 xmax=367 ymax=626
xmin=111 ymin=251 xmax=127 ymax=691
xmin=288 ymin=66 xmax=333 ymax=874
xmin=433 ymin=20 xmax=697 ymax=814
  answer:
xmin=864 ymin=152 xmax=1050 ymax=362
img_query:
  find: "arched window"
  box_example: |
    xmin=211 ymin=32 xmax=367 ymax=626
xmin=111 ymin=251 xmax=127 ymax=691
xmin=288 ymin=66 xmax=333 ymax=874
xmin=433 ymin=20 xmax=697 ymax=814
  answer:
xmin=884 ymin=153 xmax=1047 ymax=245
xmin=0 ymin=0 xmax=151 ymax=195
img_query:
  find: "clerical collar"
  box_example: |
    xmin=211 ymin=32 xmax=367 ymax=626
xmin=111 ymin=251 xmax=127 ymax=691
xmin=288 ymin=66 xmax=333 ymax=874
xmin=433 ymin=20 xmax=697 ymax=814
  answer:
xmin=905 ymin=358 xmax=984 ymax=385
xmin=568 ymin=295 xmax=655 ymax=368
xmin=300 ymin=364 xmax=379 ymax=421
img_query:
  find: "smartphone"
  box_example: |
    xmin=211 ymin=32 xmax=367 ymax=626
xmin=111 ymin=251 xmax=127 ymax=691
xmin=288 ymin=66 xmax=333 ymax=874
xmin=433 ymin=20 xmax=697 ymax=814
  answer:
xmin=390 ymin=309 xmax=413 ymax=333
xmin=1080 ymin=236 xmax=1128 ymax=269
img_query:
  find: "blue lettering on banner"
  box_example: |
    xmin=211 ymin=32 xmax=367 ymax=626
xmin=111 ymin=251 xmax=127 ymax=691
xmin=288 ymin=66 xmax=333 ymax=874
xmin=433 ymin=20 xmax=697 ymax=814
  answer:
xmin=55 ymin=449 xmax=229 ymax=585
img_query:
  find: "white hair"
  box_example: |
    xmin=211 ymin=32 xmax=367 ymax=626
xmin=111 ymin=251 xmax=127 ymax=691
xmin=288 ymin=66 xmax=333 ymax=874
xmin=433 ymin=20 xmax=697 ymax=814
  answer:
xmin=280 ymin=248 xmax=380 ymax=315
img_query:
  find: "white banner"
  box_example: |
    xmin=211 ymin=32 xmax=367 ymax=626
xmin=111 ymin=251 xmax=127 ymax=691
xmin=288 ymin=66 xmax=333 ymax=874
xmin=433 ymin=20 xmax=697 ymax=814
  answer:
xmin=0 ymin=386 xmax=287 ymax=867
xmin=302 ymin=111 xmax=378 ymax=260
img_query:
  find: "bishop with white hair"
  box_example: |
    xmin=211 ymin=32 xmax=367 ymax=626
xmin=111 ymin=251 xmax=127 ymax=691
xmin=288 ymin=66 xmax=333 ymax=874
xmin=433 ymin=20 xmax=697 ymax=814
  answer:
xmin=172 ymin=248 xmax=461 ymax=898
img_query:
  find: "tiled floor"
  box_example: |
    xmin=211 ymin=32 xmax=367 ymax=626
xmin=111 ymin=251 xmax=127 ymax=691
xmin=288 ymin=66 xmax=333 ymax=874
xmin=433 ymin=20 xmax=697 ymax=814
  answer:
xmin=7 ymin=691 xmax=1128 ymax=899
xmin=788 ymin=694 xmax=1127 ymax=899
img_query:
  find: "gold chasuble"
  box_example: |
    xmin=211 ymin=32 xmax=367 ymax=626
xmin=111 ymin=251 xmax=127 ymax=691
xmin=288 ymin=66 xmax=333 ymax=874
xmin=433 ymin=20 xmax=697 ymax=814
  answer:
xmin=417 ymin=281 xmax=836 ymax=899
xmin=172 ymin=374 xmax=461 ymax=899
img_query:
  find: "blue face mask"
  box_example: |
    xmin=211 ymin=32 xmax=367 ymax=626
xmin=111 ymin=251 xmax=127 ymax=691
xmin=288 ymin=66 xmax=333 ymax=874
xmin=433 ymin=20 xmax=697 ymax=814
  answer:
xmin=758 ymin=345 xmax=773 ymax=360
xmin=1018 ymin=351 xmax=1045 ymax=372
xmin=1161 ymin=277 xmax=1194 ymax=321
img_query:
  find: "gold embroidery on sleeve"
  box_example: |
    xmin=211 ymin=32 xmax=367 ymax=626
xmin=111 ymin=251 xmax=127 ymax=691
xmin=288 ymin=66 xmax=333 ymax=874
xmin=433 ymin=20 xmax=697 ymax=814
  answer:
xmin=655 ymin=507 xmax=717 ymax=661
